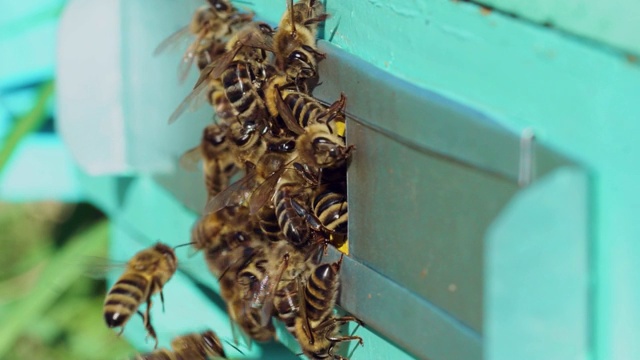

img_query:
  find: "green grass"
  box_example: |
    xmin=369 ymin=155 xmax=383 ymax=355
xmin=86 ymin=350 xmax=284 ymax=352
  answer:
xmin=0 ymin=204 xmax=136 ymax=360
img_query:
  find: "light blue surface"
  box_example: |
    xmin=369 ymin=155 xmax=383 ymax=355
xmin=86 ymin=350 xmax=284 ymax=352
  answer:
xmin=0 ymin=133 xmax=83 ymax=201
xmin=486 ymin=168 xmax=589 ymax=360
xmin=0 ymin=0 xmax=64 ymax=85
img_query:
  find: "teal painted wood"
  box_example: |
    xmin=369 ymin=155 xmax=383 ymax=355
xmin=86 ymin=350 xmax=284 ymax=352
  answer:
xmin=486 ymin=167 xmax=589 ymax=360
xmin=476 ymin=0 xmax=640 ymax=55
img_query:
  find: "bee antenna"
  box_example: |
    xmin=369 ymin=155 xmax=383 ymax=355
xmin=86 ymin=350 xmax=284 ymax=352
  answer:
xmin=224 ymin=339 xmax=245 ymax=354
xmin=173 ymin=242 xmax=196 ymax=250
xmin=289 ymin=0 xmax=297 ymax=36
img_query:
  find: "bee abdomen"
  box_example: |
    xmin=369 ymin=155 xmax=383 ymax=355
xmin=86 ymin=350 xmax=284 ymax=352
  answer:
xmin=313 ymin=190 xmax=348 ymax=234
xmin=304 ymin=263 xmax=340 ymax=323
xmin=275 ymin=190 xmax=309 ymax=247
xmin=257 ymin=206 xmax=282 ymax=242
xmin=104 ymin=274 xmax=148 ymax=328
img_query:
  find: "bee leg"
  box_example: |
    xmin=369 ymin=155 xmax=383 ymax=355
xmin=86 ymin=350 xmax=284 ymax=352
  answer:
xmin=315 ymin=316 xmax=363 ymax=338
xmin=159 ymin=290 xmax=165 ymax=313
xmin=143 ymin=298 xmax=159 ymax=349
xmin=303 ymin=14 xmax=330 ymax=27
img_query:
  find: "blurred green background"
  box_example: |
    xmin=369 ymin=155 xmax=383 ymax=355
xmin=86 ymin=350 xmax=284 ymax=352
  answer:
xmin=0 ymin=1 xmax=136 ymax=358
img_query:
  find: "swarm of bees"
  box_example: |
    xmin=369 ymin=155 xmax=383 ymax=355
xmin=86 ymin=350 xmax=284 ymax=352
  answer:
xmin=103 ymin=1 xmax=363 ymax=359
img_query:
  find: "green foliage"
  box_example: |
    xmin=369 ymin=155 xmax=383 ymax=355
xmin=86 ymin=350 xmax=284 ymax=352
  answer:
xmin=0 ymin=80 xmax=54 ymax=173
xmin=0 ymin=203 xmax=135 ymax=360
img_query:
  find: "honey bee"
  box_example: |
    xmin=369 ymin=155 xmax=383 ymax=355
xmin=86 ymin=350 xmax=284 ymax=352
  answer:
xmin=270 ymin=162 xmax=330 ymax=249
xmin=180 ymin=123 xmax=239 ymax=199
xmin=296 ymin=123 xmax=353 ymax=170
xmin=191 ymin=205 xmax=253 ymax=253
xmin=104 ymin=243 xmax=178 ymax=348
xmin=235 ymin=241 xmax=314 ymax=329
xmin=294 ymin=255 xmax=364 ymax=359
xmin=204 ymin=134 xmax=299 ymax=216
xmin=273 ymin=0 xmax=328 ymax=81
xmin=154 ymin=1 xmax=253 ymax=83
xmin=133 ymin=330 xmax=226 ymax=360
xmin=281 ymin=91 xmax=347 ymax=136
xmin=227 ymin=285 xmax=276 ymax=342
xmin=168 ymin=22 xmax=274 ymax=125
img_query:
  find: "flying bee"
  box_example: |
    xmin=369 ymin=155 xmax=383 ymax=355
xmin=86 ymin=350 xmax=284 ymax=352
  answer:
xmin=180 ymin=123 xmax=239 ymax=199
xmin=154 ymin=1 xmax=253 ymax=83
xmin=294 ymin=255 xmax=364 ymax=359
xmin=133 ymin=330 xmax=226 ymax=360
xmin=103 ymin=243 xmax=178 ymax=348
xmin=273 ymin=0 xmax=328 ymax=82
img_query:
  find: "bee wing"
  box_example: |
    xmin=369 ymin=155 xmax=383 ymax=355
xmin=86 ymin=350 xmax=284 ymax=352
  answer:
xmin=177 ymin=46 xmax=198 ymax=84
xmin=239 ymin=30 xmax=275 ymax=53
xmin=82 ymin=256 xmax=127 ymax=279
xmin=167 ymin=80 xmax=209 ymax=124
xmin=248 ymin=166 xmax=287 ymax=215
xmin=204 ymin=170 xmax=258 ymax=214
xmin=179 ymin=145 xmax=202 ymax=172
xmin=153 ymin=26 xmax=191 ymax=56
xmin=193 ymin=39 xmax=245 ymax=90
xmin=275 ymin=87 xmax=306 ymax=135
xmin=296 ymin=275 xmax=314 ymax=343
xmin=228 ymin=306 xmax=254 ymax=351
xmin=257 ymin=258 xmax=290 ymax=327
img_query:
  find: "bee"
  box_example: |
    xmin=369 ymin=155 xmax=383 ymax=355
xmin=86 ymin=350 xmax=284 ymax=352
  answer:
xmin=227 ymin=285 xmax=276 ymax=342
xmin=296 ymin=123 xmax=353 ymax=170
xmin=154 ymin=1 xmax=253 ymax=83
xmin=294 ymin=255 xmax=364 ymax=359
xmin=273 ymin=0 xmax=328 ymax=81
xmin=204 ymin=135 xmax=298 ymax=216
xmin=191 ymin=205 xmax=253 ymax=253
xmin=168 ymin=22 xmax=274 ymax=125
xmin=133 ymin=330 xmax=226 ymax=360
xmin=280 ymin=91 xmax=347 ymax=136
xmin=235 ymin=241 xmax=314 ymax=330
xmin=270 ymin=162 xmax=330 ymax=249
xmin=104 ymin=243 xmax=178 ymax=348
xmin=180 ymin=123 xmax=239 ymax=199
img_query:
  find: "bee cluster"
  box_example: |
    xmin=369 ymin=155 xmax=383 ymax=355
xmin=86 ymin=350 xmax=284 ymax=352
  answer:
xmin=103 ymin=1 xmax=363 ymax=359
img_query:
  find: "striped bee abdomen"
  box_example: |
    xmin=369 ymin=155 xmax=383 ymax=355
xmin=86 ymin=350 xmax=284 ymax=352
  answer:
xmin=104 ymin=273 xmax=149 ymax=328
